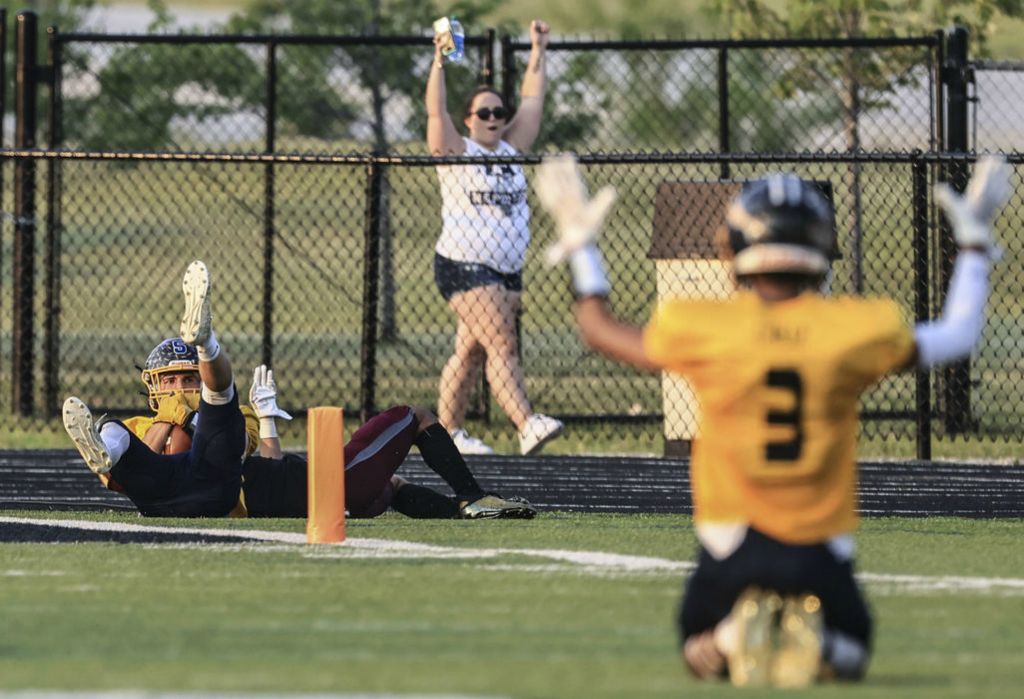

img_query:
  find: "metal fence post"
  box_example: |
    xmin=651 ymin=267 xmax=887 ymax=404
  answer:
xmin=361 ymin=160 xmax=383 ymax=424
xmin=717 ymin=47 xmax=730 ymax=179
xmin=940 ymin=25 xmax=972 ymax=434
xmin=501 ymin=34 xmax=517 ymax=113
xmin=911 ymin=156 xmax=932 ymax=460
xmin=12 ymin=10 xmax=39 ymax=416
xmin=481 ymin=28 xmax=495 ymax=86
xmin=932 ymin=29 xmax=945 ymax=153
xmin=262 ymin=40 xmax=277 ymax=368
xmin=43 ymin=24 xmax=61 ymax=417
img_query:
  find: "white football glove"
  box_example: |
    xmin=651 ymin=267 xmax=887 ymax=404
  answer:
xmin=934 ymin=155 xmax=1012 ymax=260
xmin=536 ymin=154 xmax=618 ymax=266
xmin=249 ymin=365 xmax=292 ymax=421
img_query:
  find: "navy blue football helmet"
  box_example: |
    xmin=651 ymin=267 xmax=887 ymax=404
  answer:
xmin=141 ymin=337 xmax=200 ymax=411
xmin=724 ymin=173 xmax=835 ymax=277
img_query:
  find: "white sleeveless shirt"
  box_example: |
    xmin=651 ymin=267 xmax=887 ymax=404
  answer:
xmin=435 ymin=137 xmax=531 ymax=274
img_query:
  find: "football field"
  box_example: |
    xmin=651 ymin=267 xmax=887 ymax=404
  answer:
xmin=2 ymin=512 xmax=1022 ymax=698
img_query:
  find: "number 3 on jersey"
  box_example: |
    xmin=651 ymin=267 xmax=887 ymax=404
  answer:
xmin=765 ymin=369 xmax=804 ymax=462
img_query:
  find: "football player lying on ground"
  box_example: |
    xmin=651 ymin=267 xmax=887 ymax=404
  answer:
xmin=62 ymin=260 xmax=536 ymax=520
xmin=536 ymin=155 xmax=1011 ymax=687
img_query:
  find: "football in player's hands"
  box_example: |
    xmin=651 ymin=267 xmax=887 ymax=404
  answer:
xmin=164 ymin=424 xmax=192 ymax=455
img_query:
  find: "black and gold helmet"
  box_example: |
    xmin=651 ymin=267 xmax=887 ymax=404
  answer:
xmin=724 ymin=173 xmax=835 ymax=277
xmin=140 ymin=338 xmax=200 ymax=411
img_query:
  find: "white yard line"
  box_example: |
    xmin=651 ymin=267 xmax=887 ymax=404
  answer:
xmin=2 ymin=516 xmax=1023 ymax=594
xmin=0 ymin=693 xmax=500 ymax=699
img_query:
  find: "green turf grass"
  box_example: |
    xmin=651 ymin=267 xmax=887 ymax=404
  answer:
xmin=1 ymin=512 xmax=1022 ymax=697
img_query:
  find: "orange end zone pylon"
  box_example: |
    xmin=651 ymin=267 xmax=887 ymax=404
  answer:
xmin=306 ymin=406 xmax=346 ymax=544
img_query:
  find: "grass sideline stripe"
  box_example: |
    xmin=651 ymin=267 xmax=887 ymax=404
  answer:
xmin=3 ymin=516 xmax=1024 ymax=595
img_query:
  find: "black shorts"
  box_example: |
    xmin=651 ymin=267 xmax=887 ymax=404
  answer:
xmin=677 ymin=527 xmax=872 ymax=647
xmin=433 ymin=253 xmax=522 ymax=301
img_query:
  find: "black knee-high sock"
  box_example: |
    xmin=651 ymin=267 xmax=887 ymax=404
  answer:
xmin=414 ymin=423 xmax=486 ymax=501
xmin=391 ymin=483 xmax=460 ymax=518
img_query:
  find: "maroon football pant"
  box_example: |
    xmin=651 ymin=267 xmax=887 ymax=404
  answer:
xmin=343 ymin=405 xmax=418 ymax=518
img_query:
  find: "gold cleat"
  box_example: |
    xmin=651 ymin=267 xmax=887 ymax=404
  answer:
xmin=772 ymin=593 xmax=823 ymax=688
xmin=727 ymin=586 xmax=783 ymax=688
xmin=459 ymin=494 xmax=537 ymax=520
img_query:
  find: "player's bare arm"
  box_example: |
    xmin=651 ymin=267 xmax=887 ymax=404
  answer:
xmin=505 ymin=20 xmax=549 ymax=152
xmin=141 ymin=421 xmax=174 ymax=453
xmin=426 ymin=34 xmax=465 ymax=156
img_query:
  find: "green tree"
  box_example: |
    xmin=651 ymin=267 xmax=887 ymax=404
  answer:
xmin=61 ymin=1 xmax=263 ymax=150
xmin=222 ymin=0 xmax=505 ymax=151
xmin=705 ymin=0 xmax=1024 ymax=289
xmin=530 ymin=51 xmax=607 ymax=150
xmin=221 ymin=1 xmax=516 ymax=340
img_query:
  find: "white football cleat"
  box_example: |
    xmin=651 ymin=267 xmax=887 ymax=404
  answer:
xmin=518 ymin=413 xmax=564 ymax=456
xmin=179 ymin=260 xmax=212 ymax=346
xmin=450 ymin=428 xmax=495 ymax=455
xmin=62 ymin=397 xmax=113 ymax=475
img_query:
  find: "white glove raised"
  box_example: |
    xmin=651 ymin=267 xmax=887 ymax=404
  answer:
xmin=934 ymin=155 xmax=1012 ymax=260
xmin=249 ymin=365 xmax=293 ymax=421
xmin=536 ymin=154 xmax=618 ymax=266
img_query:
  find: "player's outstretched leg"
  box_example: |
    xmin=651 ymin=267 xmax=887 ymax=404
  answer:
xmin=179 ymin=260 xmax=232 ymax=392
xmin=62 ymin=397 xmax=133 ymax=475
xmin=411 ymin=408 xmax=537 ymax=519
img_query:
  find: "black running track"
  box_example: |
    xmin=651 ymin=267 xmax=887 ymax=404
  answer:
xmin=2 ymin=449 xmax=1023 ymax=518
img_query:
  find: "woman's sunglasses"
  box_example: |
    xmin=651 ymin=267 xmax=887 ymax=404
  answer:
xmin=472 ymin=106 xmax=507 ymax=121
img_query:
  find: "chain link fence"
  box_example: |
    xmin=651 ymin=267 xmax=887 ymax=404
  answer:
xmin=48 ymin=33 xmax=940 ymax=156
xmin=971 ymin=60 xmax=1024 ymax=153
xmin=2 ymin=150 xmax=1022 ymax=454
xmin=54 ymin=33 xmax=495 ymax=154
xmin=2 ymin=25 xmax=1023 ymax=455
xmin=508 ymin=38 xmax=940 ymax=154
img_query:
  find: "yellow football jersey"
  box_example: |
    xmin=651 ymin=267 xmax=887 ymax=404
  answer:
xmin=643 ymin=290 xmax=915 ymax=544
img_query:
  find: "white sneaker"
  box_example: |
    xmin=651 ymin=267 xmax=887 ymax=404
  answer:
xmin=62 ymin=397 xmax=113 ymax=475
xmin=180 ymin=260 xmax=212 ymax=345
xmin=450 ymin=428 xmax=494 ymax=455
xmin=519 ymin=414 xmax=564 ymax=455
